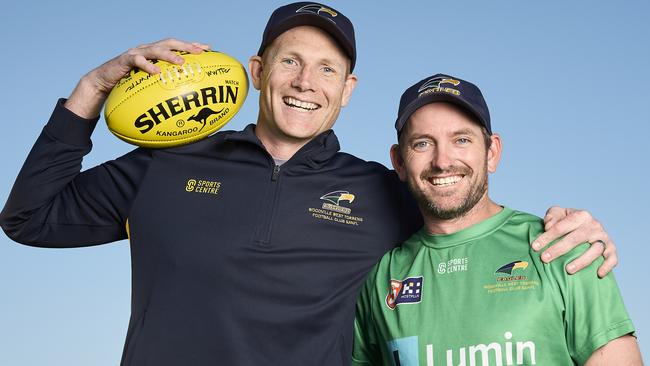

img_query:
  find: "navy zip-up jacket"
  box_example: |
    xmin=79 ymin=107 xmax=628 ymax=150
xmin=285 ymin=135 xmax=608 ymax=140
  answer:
xmin=1 ymin=100 xmax=421 ymax=365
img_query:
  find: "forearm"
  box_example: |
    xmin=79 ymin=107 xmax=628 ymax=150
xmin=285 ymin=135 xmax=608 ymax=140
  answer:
xmin=1 ymin=100 xmax=96 ymax=245
xmin=1 ymin=38 xmax=207 ymax=247
xmin=0 ymin=101 xmax=150 ymax=247
xmin=64 ymin=72 xmax=110 ymax=119
xmin=584 ymin=335 xmax=643 ymax=366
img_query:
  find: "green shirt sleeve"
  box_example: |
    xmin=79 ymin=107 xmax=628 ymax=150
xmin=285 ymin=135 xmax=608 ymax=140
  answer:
xmin=352 ymin=264 xmax=382 ymax=366
xmin=547 ymin=243 xmax=635 ymax=365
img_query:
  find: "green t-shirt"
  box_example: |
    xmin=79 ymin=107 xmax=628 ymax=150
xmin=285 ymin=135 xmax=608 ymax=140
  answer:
xmin=352 ymin=207 xmax=634 ymax=366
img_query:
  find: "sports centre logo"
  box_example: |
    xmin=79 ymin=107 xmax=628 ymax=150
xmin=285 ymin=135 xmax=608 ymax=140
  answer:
xmin=417 ymin=76 xmax=461 ymax=97
xmin=386 ymin=276 xmax=423 ymax=310
xmin=185 ymin=178 xmax=221 ymax=196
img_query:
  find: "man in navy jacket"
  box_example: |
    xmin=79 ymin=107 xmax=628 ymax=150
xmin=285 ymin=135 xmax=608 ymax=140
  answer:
xmin=0 ymin=2 xmax=617 ymax=365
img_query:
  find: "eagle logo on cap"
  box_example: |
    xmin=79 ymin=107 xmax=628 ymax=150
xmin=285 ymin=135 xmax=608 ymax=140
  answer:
xmin=296 ymin=4 xmax=338 ymax=18
xmin=418 ymin=77 xmax=461 ymax=93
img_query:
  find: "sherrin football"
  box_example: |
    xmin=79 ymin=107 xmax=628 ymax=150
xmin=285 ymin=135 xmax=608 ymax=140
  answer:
xmin=104 ymin=50 xmax=248 ymax=148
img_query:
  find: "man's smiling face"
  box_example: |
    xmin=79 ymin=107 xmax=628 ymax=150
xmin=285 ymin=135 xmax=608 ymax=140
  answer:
xmin=392 ymin=102 xmax=500 ymax=220
xmin=250 ymin=25 xmax=357 ymax=146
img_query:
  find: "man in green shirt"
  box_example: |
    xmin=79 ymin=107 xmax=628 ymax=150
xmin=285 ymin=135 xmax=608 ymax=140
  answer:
xmin=352 ymin=74 xmax=642 ymax=365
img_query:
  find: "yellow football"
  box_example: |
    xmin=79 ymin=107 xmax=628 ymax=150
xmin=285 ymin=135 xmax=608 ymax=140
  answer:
xmin=104 ymin=50 xmax=248 ymax=148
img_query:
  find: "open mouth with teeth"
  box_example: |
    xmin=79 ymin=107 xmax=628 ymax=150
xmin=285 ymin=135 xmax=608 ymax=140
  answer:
xmin=284 ymin=97 xmax=320 ymax=111
xmin=428 ymin=175 xmax=464 ymax=187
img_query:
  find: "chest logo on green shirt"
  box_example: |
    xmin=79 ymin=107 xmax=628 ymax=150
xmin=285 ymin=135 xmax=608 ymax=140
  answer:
xmin=495 ymin=261 xmax=528 ymax=276
xmin=386 ymin=276 xmax=423 ymax=310
xmin=483 ymin=260 xmax=540 ymax=294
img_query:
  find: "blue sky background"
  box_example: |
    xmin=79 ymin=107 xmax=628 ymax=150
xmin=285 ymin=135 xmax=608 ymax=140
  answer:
xmin=1 ymin=0 xmax=648 ymax=364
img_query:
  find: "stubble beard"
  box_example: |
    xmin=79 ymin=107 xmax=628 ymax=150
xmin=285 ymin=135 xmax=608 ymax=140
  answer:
xmin=408 ymin=164 xmax=489 ymax=221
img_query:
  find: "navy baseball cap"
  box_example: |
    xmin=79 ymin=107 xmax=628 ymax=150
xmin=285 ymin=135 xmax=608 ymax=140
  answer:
xmin=257 ymin=2 xmax=357 ymax=71
xmin=395 ymin=73 xmax=491 ymax=136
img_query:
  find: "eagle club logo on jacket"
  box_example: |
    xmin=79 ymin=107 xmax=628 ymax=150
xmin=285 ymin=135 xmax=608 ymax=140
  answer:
xmin=307 ymin=190 xmax=364 ymax=226
xmin=320 ymin=190 xmax=355 ymax=213
xmin=386 ymin=277 xmax=424 ymax=310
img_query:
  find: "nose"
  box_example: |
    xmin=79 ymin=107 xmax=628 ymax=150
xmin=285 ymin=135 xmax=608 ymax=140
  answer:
xmin=431 ymin=144 xmax=454 ymax=170
xmin=291 ymin=65 xmax=315 ymax=92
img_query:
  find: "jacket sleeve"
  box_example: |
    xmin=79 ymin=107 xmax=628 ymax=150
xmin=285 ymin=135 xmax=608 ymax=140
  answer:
xmin=0 ymin=99 xmax=153 ymax=248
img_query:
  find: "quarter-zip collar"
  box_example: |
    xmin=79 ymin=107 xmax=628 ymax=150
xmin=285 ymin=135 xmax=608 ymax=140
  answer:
xmin=224 ymin=124 xmax=341 ymax=168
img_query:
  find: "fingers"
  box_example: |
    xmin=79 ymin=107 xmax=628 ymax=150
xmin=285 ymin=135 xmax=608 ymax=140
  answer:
xmin=532 ymin=208 xmax=585 ymax=251
xmin=124 ymin=38 xmax=207 ymax=71
xmin=129 ymin=54 xmax=161 ymax=74
xmin=565 ymin=239 xmax=618 ymax=277
xmin=543 ymin=206 xmax=574 ymax=231
xmin=597 ymin=239 xmax=618 ymax=278
xmin=69 ymin=38 xmax=212 ymax=115
xmin=94 ymin=38 xmax=210 ymax=90
xmin=537 ymin=228 xmax=588 ymax=263
xmin=535 ymin=207 xmax=619 ymax=276
xmin=191 ymin=42 xmax=211 ymax=51
xmin=154 ymin=38 xmax=209 ymax=53
xmin=564 ymin=240 xmax=604 ymax=274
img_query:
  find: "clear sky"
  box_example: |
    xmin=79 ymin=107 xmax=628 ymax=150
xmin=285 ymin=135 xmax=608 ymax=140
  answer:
xmin=1 ymin=0 xmax=648 ymax=364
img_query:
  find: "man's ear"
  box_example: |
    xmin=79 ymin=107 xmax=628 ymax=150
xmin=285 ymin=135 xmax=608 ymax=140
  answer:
xmin=487 ymin=133 xmax=503 ymax=173
xmin=390 ymin=144 xmax=407 ymax=182
xmin=340 ymin=73 xmax=358 ymax=107
xmin=248 ymin=55 xmax=264 ymax=91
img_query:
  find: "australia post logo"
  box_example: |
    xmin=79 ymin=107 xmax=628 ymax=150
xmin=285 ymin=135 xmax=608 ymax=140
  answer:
xmin=417 ymin=76 xmax=461 ymax=97
xmin=386 ymin=276 xmax=423 ymax=310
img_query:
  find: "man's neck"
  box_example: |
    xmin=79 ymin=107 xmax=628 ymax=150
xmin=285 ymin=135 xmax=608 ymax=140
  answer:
xmin=254 ymin=124 xmax=310 ymax=161
xmin=422 ymin=196 xmax=502 ymax=235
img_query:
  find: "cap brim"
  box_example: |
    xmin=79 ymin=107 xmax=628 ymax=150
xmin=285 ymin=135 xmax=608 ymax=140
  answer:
xmin=257 ymin=13 xmax=356 ymax=71
xmin=396 ymin=93 xmax=489 ymax=134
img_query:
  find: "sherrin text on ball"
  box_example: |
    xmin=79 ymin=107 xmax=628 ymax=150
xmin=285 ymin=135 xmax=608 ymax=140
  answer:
xmin=104 ymin=50 xmax=248 ymax=148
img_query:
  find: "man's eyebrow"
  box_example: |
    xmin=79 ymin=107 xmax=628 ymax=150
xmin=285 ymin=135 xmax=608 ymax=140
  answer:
xmin=407 ymin=133 xmax=434 ymax=141
xmin=408 ymin=128 xmax=478 ymax=140
xmin=319 ymin=56 xmax=345 ymax=67
xmin=452 ymin=128 xmax=479 ymax=136
xmin=275 ymin=47 xmax=346 ymax=68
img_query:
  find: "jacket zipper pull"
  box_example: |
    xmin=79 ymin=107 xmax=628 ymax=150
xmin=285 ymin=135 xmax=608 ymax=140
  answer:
xmin=271 ymin=164 xmax=281 ymax=181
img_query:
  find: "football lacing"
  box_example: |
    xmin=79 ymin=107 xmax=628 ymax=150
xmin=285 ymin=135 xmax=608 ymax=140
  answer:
xmin=159 ymin=62 xmax=202 ymax=85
